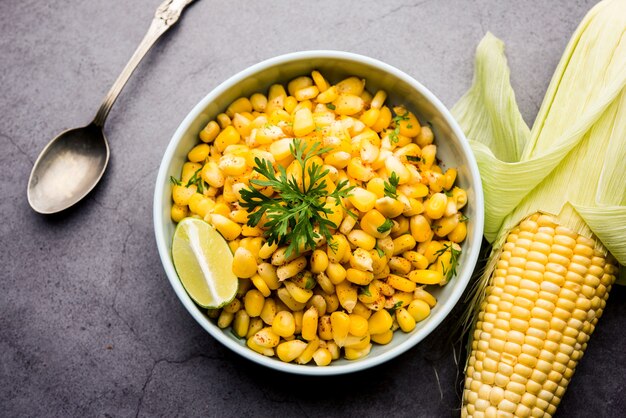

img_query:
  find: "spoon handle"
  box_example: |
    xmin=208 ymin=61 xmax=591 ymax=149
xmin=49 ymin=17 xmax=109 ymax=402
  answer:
xmin=93 ymin=0 xmax=195 ymax=127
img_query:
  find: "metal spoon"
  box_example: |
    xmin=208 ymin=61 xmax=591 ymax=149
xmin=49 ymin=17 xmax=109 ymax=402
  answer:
xmin=27 ymin=0 xmax=194 ymax=214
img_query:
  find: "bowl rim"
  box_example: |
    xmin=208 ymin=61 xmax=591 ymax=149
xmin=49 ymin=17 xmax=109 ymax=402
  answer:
xmin=153 ymin=49 xmax=484 ymax=376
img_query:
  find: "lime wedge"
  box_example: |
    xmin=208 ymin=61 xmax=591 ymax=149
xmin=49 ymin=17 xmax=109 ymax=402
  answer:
xmin=172 ymin=218 xmax=238 ymax=309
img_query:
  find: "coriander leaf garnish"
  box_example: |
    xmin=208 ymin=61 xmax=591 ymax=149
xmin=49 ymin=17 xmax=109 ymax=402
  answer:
xmin=326 ymin=103 xmax=336 ymax=110
xmin=240 ymin=138 xmax=354 ymax=257
xmin=389 ymin=126 xmax=400 ymax=144
xmin=360 ymin=284 xmax=372 ymax=297
xmin=185 ymin=168 xmax=205 ymax=193
xmin=459 ymin=213 xmax=469 ymax=223
xmin=434 ymin=243 xmax=462 ymax=282
xmin=170 ymin=176 xmax=182 ymax=186
xmin=386 ymin=301 xmax=403 ymax=315
xmin=406 ymin=155 xmax=422 ymax=163
xmin=383 ymin=172 xmax=400 ymax=199
xmin=377 ymin=219 xmax=394 ymax=233
xmin=374 ymin=244 xmax=385 ymax=258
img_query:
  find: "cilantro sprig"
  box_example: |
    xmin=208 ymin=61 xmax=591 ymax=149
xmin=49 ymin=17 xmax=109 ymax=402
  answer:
xmin=383 ymin=172 xmax=400 ymax=199
xmin=435 ymin=243 xmax=462 ymax=282
xmin=240 ymin=139 xmax=354 ymax=257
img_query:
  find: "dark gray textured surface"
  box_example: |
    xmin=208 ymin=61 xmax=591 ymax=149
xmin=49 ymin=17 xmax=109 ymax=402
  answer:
xmin=1 ymin=0 xmax=624 ymax=417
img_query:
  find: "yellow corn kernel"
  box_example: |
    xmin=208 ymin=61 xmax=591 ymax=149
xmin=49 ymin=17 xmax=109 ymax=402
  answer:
xmin=276 ymin=340 xmax=307 ymax=363
xmin=351 ymin=302 xmax=372 ymax=320
xmin=226 ymin=97 xmax=252 ymax=118
xmin=235 ymin=278 xmax=251 ymax=299
xmin=451 ymin=187 xmax=467 ymax=210
xmin=229 ymin=208 xmax=248 ymax=224
xmin=327 ymin=234 xmax=349 ymax=263
xmin=335 ymin=281 xmax=358 ymax=313
xmin=349 ymin=248 xmax=374 ymax=272
xmin=293 ymin=107 xmax=315 ymax=137
xmin=282 ymin=96 xmax=297 ymax=114
xmin=257 ymin=263 xmax=281 ymax=290
xmin=410 ymin=215 xmax=433 ymax=243
xmin=324 ymin=150 xmax=351 ymax=169
xmin=346 ymin=268 xmax=374 ymax=286
xmin=249 ymin=274 xmax=270 ymax=297
xmin=387 ymin=274 xmax=417 ymax=293
xmin=370 ymin=106 xmax=391 ymax=133
xmin=420 ymin=144 xmax=437 ymax=168
xmin=442 ymin=168 xmax=457 ymax=190
xmin=347 ymin=315 xmax=368 ymax=338
xmin=336 ymin=76 xmax=365 ymax=95
xmin=187 ymin=143 xmax=210 ymax=163
xmin=387 ymin=254 xmax=410 ymax=274
xmin=376 ymin=236 xmax=394 ymax=259
xmin=301 ymin=306 xmax=319 ymax=341
xmin=309 ymin=70 xmax=329 ymax=91
xmin=322 ymin=197 xmax=344 ymax=228
xmin=188 ymin=194 xmax=214 ymax=218
xmin=330 ymin=311 xmax=351 ymax=346
xmin=392 ymin=106 xmax=421 ymax=137
xmin=295 ymin=338 xmax=320 ymax=365
xmin=271 ymin=310 xmax=296 ymax=338
xmin=200 ymin=161 xmax=224 ymax=188
xmin=407 ymin=299 xmax=431 ymax=322
xmin=449 ymin=220 xmax=467 ymax=243
xmin=371 ymin=330 xmax=393 ymax=345
xmin=293 ymin=310 xmax=303 ymax=335
xmin=360 ymin=108 xmax=381 ymax=127
xmin=316 ymin=315 xmax=332 ymax=340
xmin=259 ymin=297 xmax=277 ymax=325
xmin=370 ymin=90 xmax=387 ymax=109
xmin=209 ymin=213 xmax=241 ymax=241
xmin=307 ymin=294 xmax=327 ymax=316
xmin=326 ymin=262 xmax=347 ymax=285
xmin=368 ymin=309 xmax=393 ymax=335
xmin=217 ymin=155 xmax=246 ymax=177
xmin=232 ymin=310 xmax=250 ymax=338
xmin=316 ymin=85 xmax=339 ymax=105
xmin=394 ymin=308 xmax=415 ymax=333
xmin=424 ymin=193 xmax=447 ymax=220
xmin=231 ymin=113 xmax=252 ymax=137
xmin=217 ymin=310 xmax=234 ymax=329
xmin=269 ymin=138 xmax=294 ymax=161
xmin=415 ymin=125 xmax=434 ymax=147
xmin=408 ymin=269 xmax=444 ymax=285
xmin=374 ymin=197 xmax=404 ymax=219
xmin=365 ymin=178 xmax=385 ymax=199
xmin=276 ymin=287 xmax=306 ymax=311
xmin=423 ymin=240 xmax=445 ymax=264
xmin=316 ymin=271 xmax=335 ymax=295
xmin=413 ymin=287 xmax=437 ymax=308
xmin=332 ymin=94 xmax=364 ymax=115
xmin=246 ymin=317 xmax=264 ymax=339
xmin=170 ymin=204 xmax=188 ymax=222
xmin=231 ymin=247 xmax=257 ymax=279
xmin=171 ymin=184 xmax=197 ymax=207
xmin=347 ymin=229 xmax=377 ymax=251
xmin=360 ymin=209 xmax=392 ymax=239
xmin=170 ymin=184 xmax=195 ymax=207
xmin=344 ymin=343 xmax=373 ymax=360
xmin=251 ymin=327 xmax=280 ymax=348
xmin=312 ymin=347 xmax=332 ymax=366
xmin=321 ymin=292 xmax=339 ymax=313
xmin=250 ymin=93 xmax=267 ymax=112
xmin=277 ymin=256 xmax=308 ymax=281
xmin=246 ymin=337 xmax=274 ymax=356
xmin=258 ymin=241 xmax=278 ymax=260
xmin=433 ymin=215 xmax=459 ymax=238
xmin=392 ymin=234 xmax=417 ymax=255
xmin=284 ymin=280 xmax=313 ymax=304
xmin=339 ymin=213 xmax=358 ymax=235
xmin=295 ymin=85 xmax=319 ymax=101
xmin=214 ymin=125 xmax=240 ymax=152
xmin=310 ymin=249 xmax=329 ymax=274
xmin=403 ymin=251 xmax=429 ymax=270
xmin=343 ymin=334 xmax=371 ymax=350
xmin=243 ymin=289 xmax=265 ymax=317
xmin=287 ymin=76 xmax=313 ymax=96
xmin=181 ymin=162 xmax=202 ymax=183
xmin=199 ymin=120 xmax=220 ymax=143
xmin=357 ymin=281 xmax=381 ymax=305
xmin=347 ymin=158 xmax=375 ymax=182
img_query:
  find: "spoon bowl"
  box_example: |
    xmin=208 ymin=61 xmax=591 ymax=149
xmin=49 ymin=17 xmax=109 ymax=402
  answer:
xmin=26 ymin=0 xmax=194 ymax=214
xmin=27 ymin=124 xmax=109 ymax=214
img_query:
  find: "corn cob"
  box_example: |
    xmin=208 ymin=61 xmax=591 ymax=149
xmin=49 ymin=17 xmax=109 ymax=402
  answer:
xmin=461 ymin=213 xmax=618 ymax=417
xmin=452 ymin=0 xmax=625 ymax=415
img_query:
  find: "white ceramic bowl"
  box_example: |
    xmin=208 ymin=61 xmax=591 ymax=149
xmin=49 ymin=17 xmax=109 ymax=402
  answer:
xmin=154 ymin=50 xmax=484 ymax=375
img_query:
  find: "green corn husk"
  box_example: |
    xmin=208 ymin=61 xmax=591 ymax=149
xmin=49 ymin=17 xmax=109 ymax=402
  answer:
xmin=452 ymin=0 xmax=626 ymax=267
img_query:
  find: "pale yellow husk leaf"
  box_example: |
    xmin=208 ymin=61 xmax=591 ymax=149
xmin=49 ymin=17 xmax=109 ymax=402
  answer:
xmin=451 ymin=0 xmax=626 ymax=270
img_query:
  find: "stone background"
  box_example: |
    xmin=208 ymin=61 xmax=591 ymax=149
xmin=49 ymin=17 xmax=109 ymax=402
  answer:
xmin=1 ymin=0 xmax=624 ymax=416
